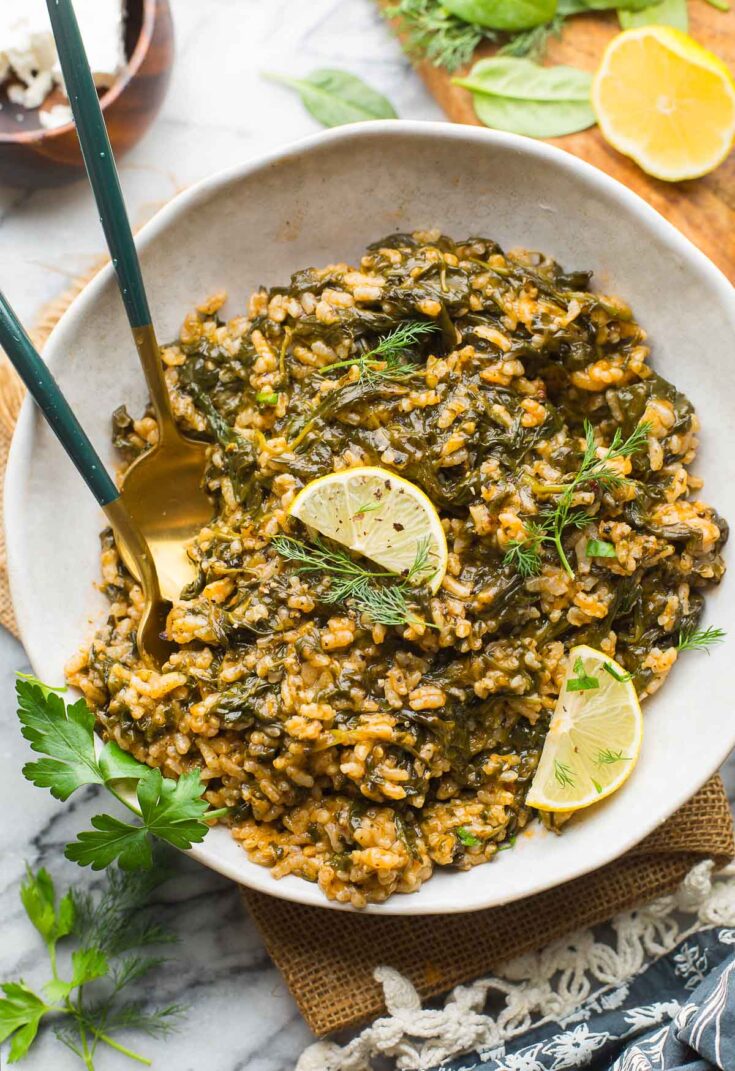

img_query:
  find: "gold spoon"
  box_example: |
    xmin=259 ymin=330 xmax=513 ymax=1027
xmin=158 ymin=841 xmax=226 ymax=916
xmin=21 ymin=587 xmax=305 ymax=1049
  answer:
xmin=48 ymin=0 xmax=212 ymax=603
xmin=0 ymin=291 xmax=173 ymax=667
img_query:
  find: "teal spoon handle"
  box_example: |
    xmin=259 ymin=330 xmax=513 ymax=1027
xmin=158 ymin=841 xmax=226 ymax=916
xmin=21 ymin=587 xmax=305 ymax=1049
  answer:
xmin=45 ymin=0 xmax=151 ymax=331
xmin=0 ymin=291 xmax=119 ymax=507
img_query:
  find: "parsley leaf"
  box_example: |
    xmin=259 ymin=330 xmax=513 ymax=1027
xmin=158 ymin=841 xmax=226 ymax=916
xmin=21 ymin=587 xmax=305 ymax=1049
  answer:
xmin=20 ymin=868 xmax=74 ymax=971
xmin=567 ymin=656 xmax=600 ymax=692
xmin=456 ymin=826 xmax=481 ymax=847
xmin=0 ymin=983 xmax=47 ymax=1062
xmin=16 ymin=678 xmax=226 ymax=873
xmin=586 ymin=538 xmax=617 ymax=558
xmin=65 ymin=770 xmax=226 ymax=871
xmin=18 ymin=680 xmax=103 ymax=801
xmin=138 ymin=769 xmax=219 ymax=848
xmin=65 ymin=814 xmax=155 ymax=872
xmin=602 ymin=661 xmax=633 ymax=683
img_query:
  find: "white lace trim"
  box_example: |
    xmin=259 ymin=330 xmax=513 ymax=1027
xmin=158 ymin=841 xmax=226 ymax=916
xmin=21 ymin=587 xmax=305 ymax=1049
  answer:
xmin=296 ymin=862 xmax=735 ymax=1071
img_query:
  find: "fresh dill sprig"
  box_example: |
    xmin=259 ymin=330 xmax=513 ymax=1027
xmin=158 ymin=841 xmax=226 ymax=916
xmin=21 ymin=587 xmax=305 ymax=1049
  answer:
xmin=385 ymin=0 xmax=492 ymax=71
xmin=0 ymin=866 xmax=185 ymax=1068
xmin=676 ymin=625 xmax=726 ymax=654
xmin=504 ymin=522 xmax=545 ymax=578
xmin=320 ymin=320 xmax=437 ymax=383
xmin=596 ymin=748 xmax=630 ymax=766
xmin=497 ymin=14 xmax=565 ymax=59
xmin=503 ymin=420 xmax=651 ymax=579
xmin=272 ymin=534 xmax=436 ymax=628
xmin=553 ymin=759 xmax=575 ymax=788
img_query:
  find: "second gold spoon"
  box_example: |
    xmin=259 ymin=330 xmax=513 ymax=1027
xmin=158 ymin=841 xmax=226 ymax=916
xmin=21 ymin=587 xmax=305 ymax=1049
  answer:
xmin=48 ymin=0 xmax=212 ymax=603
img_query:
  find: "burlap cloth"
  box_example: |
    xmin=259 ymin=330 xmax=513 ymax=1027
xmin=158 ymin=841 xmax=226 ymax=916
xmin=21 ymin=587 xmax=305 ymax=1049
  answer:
xmin=0 ymin=278 xmax=732 ymax=1038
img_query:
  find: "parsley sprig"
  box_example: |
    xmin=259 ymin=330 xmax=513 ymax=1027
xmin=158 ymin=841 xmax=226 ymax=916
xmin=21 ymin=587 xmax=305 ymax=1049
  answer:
xmin=17 ymin=678 xmax=226 ymax=872
xmin=319 ymin=320 xmax=437 ymax=383
xmin=272 ymin=534 xmax=437 ymax=628
xmin=0 ymin=866 xmax=183 ymax=1068
xmin=504 ymin=419 xmax=651 ymax=578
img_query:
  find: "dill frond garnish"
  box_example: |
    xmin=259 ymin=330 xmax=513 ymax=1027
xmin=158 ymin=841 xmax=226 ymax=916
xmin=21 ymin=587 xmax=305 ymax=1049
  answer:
xmin=596 ymin=748 xmax=630 ymax=766
xmin=320 ymin=320 xmax=437 ymax=383
xmin=385 ymin=0 xmax=492 ymax=71
xmin=676 ymin=625 xmax=726 ymax=654
xmin=553 ymin=759 xmax=575 ymax=788
xmin=497 ymin=14 xmax=565 ymax=59
xmin=503 ymin=419 xmax=651 ymax=578
xmin=272 ymin=534 xmax=437 ymax=629
xmin=504 ymin=522 xmax=545 ymax=578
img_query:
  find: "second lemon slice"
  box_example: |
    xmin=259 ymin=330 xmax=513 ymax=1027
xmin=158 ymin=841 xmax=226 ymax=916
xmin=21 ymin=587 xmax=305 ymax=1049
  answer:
xmin=592 ymin=27 xmax=735 ymax=181
xmin=527 ymin=645 xmax=643 ymax=813
xmin=288 ymin=467 xmax=447 ymax=592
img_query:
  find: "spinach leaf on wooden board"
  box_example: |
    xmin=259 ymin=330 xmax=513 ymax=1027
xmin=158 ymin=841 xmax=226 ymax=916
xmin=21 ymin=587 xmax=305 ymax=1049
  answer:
xmin=263 ymin=69 xmax=397 ymax=127
xmin=618 ymin=0 xmax=688 ymax=28
xmin=454 ymin=57 xmax=596 ymax=138
xmin=443 ymin=0 xmax=557 ymax=29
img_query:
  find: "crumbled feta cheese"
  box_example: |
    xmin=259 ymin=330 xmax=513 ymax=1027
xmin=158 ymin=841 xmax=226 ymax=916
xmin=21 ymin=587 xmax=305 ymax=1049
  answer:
xmin=0 ymin=0 xmax=125 ymax=113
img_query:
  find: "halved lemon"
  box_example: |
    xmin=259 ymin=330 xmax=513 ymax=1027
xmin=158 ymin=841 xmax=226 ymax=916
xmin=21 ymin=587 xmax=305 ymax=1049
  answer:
xmin=288 ymin=466 xmax=448 ymax=592
xmin=592 ymin=27 xmax=735 ymax=181
xmin=527 ymin=645 xmax=642 ymax=813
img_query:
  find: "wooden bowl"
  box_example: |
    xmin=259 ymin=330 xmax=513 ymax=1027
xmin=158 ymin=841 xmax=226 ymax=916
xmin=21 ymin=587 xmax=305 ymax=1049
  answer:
xmin=0 ymin=0 xmax=174 ymax=188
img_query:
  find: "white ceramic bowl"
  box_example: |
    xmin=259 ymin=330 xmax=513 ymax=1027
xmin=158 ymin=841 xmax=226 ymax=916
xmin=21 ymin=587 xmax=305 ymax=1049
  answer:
xmin=6 ymin=122 xmax=735 ymax=914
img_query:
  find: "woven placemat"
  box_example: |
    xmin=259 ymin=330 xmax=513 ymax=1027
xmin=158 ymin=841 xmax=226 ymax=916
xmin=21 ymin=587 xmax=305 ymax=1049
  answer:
xmin=1 ymin=274 xmax=733 ymax=1039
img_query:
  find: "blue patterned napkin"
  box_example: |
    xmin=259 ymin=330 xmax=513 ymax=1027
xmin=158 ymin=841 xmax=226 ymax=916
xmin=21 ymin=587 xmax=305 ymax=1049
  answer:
xmin=434 ymin=929 xmax=735 ymax=1071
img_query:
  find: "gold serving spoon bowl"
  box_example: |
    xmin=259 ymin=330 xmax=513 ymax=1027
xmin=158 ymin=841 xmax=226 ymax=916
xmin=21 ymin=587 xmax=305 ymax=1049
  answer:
xmin=48 ymin=0 xmax=212 ymax=655
xmin=116 ymin=325 xmax=212 ymax=603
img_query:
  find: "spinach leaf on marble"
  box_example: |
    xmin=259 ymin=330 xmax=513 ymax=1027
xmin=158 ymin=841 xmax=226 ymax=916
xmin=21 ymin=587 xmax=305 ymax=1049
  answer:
xmin=263 ymin=69 xmax=397 ymax=127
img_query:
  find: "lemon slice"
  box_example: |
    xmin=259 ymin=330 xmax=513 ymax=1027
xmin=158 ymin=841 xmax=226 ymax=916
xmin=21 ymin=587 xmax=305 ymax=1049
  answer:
xmin=592 ymin=27 xmax=735 ymax=181
xmin=527 ymin=645 xmax=642 ymax=813
xmin=288 ymin=466 xmax=448 ymax=592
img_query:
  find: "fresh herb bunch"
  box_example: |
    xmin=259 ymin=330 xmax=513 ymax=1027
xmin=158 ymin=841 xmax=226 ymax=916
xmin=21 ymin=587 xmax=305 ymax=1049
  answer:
xmin=272 ymin=534 xmax=437 ymax=628
xmin=17 ymin=677 xmax=226 ymax=872
xmin=504 ymin=419 xmax=651 ymax=578
xmin=0 ymin=866 xmax=183 ymax=1068
xmin=386 ymin=0 xmax=492 ymax=70
xmin=385 ymin=0 xmax=682 ymax=73
xmin=320 ymin=320 xmax=437 ymax=383
xmin=386 ymin=0 xmax=565 ymax=69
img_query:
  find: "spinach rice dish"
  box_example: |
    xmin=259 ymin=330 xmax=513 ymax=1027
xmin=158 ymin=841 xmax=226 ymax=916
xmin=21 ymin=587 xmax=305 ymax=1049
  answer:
xmin=67 ymin=231 xmax=727 ymax=907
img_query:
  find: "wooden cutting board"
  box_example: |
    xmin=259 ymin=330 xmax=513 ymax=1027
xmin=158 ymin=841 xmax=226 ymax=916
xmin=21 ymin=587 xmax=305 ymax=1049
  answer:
xmin=382 ymin=2 xmax=735 ymax=282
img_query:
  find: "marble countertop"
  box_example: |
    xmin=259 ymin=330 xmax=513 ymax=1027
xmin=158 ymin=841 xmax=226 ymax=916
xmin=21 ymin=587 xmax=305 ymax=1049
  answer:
xmin=0 ymin=2 xmax=731 ymax=1069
